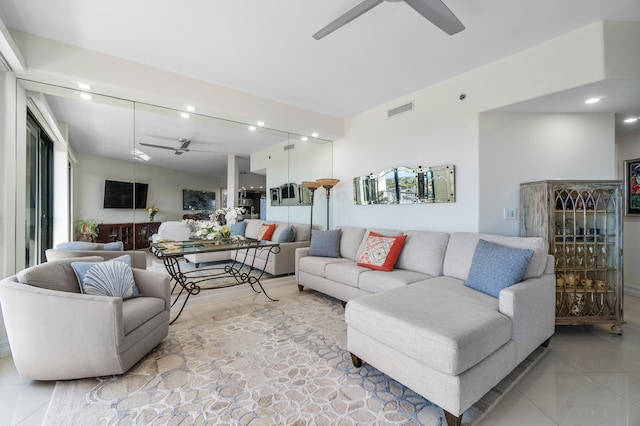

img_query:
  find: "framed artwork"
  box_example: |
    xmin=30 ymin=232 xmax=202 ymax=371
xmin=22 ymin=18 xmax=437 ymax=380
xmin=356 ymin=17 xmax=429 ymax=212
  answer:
xmin=182 ymin=189 xmax=216 ymax=211
xmin=624 ymin=158 xmax=640 ymax=216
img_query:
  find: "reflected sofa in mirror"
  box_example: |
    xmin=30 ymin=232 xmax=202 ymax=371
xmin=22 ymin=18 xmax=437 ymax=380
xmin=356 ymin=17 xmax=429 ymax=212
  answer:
xmin=353 ymin=164 xmax=455 ymax=205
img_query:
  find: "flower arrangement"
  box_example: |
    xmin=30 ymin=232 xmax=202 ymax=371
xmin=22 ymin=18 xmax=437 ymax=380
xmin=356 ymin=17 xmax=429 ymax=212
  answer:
xmin=212 ymin=207 xmax=245 ymax=225
xmin=182 ymin=207 xmax=245 ymax=241
xmin=183 ymin=219 xmax=233 ymax=241
xmin=148 ymin=205 xmax=159 ymax=221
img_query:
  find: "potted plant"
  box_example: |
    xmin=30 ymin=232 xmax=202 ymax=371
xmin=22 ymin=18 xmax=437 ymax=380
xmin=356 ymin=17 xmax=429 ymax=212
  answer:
xmin=77 ymin=219 xmax=100 ymax=241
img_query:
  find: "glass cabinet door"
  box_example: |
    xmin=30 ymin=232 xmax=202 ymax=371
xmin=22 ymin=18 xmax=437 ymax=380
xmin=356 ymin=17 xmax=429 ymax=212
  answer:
xmin=520 ymin=180 xmax=624 ymax=334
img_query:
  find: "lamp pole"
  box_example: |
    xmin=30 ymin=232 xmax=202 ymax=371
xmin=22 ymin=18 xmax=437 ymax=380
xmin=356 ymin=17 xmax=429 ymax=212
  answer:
xmin=302 ymin=181 xmax=320 ymax=231
xmin=316 ymin=178 xmax=340 ymax=230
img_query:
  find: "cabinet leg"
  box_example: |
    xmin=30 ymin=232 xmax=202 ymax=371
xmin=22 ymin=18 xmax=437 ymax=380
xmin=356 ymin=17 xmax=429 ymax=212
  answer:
xmin=297 ymin=284 xmax=304 ymax=291
xmin=542 ymin=337 xmax=551 ymax=347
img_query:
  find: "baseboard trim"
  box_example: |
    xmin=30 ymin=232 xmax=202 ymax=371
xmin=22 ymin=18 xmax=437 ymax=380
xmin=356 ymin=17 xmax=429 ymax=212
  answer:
xmin=625 ymin=282 xmax=640 ymax=298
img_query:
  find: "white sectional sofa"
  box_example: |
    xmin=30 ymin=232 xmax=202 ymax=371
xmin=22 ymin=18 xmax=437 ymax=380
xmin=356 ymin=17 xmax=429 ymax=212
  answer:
xmin=295 ymin=227 xmax=555 ymax=425
xmin=184 ymin=219 xmax=311 ymax=276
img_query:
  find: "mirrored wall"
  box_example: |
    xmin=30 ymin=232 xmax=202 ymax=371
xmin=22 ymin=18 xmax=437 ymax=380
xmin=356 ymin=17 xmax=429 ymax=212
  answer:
xmin=17 ymin=80 xmax=333 ymax=253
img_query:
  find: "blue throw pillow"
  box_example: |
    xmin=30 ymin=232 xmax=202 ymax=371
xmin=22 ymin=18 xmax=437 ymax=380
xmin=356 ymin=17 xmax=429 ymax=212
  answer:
xmin=230 ymin=220 xmax=247 ymax=237
xmin=71 ymin=255 xmax=139 ymax=299
xmin=103 ymin=241 xmax=124 ymax=251
xmin=56 ymin=241 xmax=102 ymax=250
xmin=277 ymin=225 xmax=297 ymax=243
xmin=309 ymin=229 xmax=341 ymax=258
xmin=464 ymin=239 xmax=534 ymax=298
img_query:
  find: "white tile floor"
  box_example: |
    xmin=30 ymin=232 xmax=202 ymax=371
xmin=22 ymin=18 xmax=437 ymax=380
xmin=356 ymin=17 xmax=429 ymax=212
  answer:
xmin=1 ymin=278 xmax=639 ymax=426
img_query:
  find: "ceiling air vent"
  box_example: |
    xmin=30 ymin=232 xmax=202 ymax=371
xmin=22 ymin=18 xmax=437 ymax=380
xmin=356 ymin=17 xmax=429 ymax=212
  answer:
xmin=387 ymin=101 xmax=414 ymax=119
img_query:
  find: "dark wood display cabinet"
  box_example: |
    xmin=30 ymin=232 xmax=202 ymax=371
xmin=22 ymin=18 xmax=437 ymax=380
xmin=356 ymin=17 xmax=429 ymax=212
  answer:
xmin=96 ymin=222 xmax=161 ymax=250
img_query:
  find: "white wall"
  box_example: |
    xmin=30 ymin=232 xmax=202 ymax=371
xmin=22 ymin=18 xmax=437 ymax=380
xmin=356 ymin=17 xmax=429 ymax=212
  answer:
xmin=74 ymin=153 xmax=220 ymax=232
xmin=616 ymin=128 xmax=640 ymax=297
xmin=479 ymin=112 xmax=616 ymax=235
xmin=333 ymin=22 xmax=638 ymax=233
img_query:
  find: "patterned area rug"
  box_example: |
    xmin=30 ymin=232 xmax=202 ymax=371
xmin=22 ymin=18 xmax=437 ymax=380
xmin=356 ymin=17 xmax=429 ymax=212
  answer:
xmin=43 ymin=292 xmax=547 ymax=425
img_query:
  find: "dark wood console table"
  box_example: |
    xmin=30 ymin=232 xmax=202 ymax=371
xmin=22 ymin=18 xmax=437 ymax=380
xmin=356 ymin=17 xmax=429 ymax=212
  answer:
xmin=96 ymin=222 xmax=161 ymax=250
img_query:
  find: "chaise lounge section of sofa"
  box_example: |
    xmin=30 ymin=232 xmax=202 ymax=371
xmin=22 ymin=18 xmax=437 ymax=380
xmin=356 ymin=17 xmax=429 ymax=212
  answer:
xmin=296 ymin=227 xmax=555 ymax=425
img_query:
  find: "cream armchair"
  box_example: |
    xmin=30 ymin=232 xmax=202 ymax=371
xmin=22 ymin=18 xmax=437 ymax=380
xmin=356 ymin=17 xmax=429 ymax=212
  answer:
xmin=0 ymin=257 xmax=171 ymax=380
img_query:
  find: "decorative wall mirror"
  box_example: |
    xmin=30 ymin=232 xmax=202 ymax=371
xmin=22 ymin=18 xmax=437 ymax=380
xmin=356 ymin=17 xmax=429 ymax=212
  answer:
xmin=353 ymin=164 xmax=455 ymax=205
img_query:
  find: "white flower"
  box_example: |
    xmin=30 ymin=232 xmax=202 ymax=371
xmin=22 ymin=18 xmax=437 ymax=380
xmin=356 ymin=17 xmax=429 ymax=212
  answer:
xmin=212 ymin=207 xmax=245 ymax=225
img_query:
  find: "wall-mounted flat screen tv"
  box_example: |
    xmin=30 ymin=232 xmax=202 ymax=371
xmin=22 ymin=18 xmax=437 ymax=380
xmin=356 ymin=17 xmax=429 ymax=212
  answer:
xmin=103 ymin=180 xmax=149 ymax=209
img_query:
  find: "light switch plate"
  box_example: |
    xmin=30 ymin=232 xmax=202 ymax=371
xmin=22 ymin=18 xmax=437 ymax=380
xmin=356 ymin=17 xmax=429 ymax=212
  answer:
xmin=504 ymin=208 xmax=517 ymax=220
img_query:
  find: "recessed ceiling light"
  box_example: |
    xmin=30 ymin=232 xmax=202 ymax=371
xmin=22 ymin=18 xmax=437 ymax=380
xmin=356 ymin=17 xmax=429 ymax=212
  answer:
xmin=80 ymin=93 xmax=92 ymax=100
xmin=311 ymin=132 xmax=319 ymax=138
xmin=180 ymin=112 xmax=190 ymax=118
xmin=185 ymin=105 xmax=196 ymax=112
xmin=249 ymin=125 xmax=257 ymax=131
xmin=301 ymin=136 xmax=308 ymax=141
xmin=585 ymin=96 xmax=605 ymax=104
xmin=77 ymin=82 xmax=92 ymax=90
xmin=256 ymin=121 xmax=265 ymax=127
xmin=624 ymin=117 xmax=639 ymax=124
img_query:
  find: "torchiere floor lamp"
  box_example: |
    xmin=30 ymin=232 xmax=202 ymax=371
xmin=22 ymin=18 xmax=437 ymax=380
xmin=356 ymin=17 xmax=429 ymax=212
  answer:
xmin=316 ymin=178 xmax=340 ymax=230
xmin=302 ymin=181 xmax=321 ymax=230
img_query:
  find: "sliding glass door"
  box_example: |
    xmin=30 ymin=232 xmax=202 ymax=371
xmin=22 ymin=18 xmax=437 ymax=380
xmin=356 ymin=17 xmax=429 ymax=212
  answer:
xmin=25 ymin=112 xmax=53 ymax=267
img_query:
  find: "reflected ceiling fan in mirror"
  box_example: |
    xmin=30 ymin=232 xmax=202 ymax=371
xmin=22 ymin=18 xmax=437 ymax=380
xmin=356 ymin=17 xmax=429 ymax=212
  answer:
xmin=313 ymin=0 xmax=464 ymax=40
xmin=139 ymin=138 xmax=221 ymax=156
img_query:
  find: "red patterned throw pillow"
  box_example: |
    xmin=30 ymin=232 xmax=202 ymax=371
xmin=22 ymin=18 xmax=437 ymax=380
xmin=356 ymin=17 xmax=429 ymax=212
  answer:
xmin=256 ymin=223 xmax=276 ymax=241
xmin=357 ymin=231 xmax=407 ymax=271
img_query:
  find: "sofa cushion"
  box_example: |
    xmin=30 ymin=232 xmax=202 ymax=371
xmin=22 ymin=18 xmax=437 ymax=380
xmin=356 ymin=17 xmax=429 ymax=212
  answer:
xmin=357 ymin=232 xmax=407 ymax=271
xmin=244 ymin=219 xmax=263 ymax=239
xmin=336 ymin=227 xmax=367 ymax=261
xmin=293 ymin=223 xmax=311 ymax=242
xmin=443 ymin=233 xmax=548 ymax=281
xmin=345 ymin=277 xmax=510 ymax=376
xmin=325 ymin=262 xmax=370 ymax=288
xmin=17 ymin=256 xmax=104 ymax=293
xmin=298 ymin=256 xmax=351 ymax=277
xmin=358 ymin=269 xmax=433 ymax=293
xmin=274 ymin=224 xmax=296 ymax=243
xmin=464 ymin=239 xmax=534 ymax=298
xmin=309 ymin=229 xmax=341 ymax=258
xmin=230 ymin=221 xmax=247 ymax=236
xmin=395 ymin=230 xmax=450 ymax=276
xmin=256 ymin=223 xmax=276 ymax=241
xmin=355 ymin=229 xmax=404 ymax=260
xmin=72 ymin=256 xmax=140 ymax=299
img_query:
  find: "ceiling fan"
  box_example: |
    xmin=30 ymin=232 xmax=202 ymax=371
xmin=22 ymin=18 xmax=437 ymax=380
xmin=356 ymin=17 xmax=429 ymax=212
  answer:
xmin=313 ymin=0 xmax=465 ymax=40
xmin=139 ymin=138 xmax=220 ymax=156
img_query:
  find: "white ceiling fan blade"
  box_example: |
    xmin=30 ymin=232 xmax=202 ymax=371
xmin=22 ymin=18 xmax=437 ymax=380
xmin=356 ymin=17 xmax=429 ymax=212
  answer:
xmin=404 ymin=0 xmax=465 ymax=35
xmin=139 ymin=142 xmax=177 ymax=151
xmin=313 ymin=0 xmax=384 ymax=40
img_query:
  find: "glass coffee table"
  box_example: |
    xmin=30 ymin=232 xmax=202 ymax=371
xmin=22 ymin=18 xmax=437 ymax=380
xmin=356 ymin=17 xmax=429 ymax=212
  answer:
xmin=150 ymin=238 xmax=280 ymax=324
